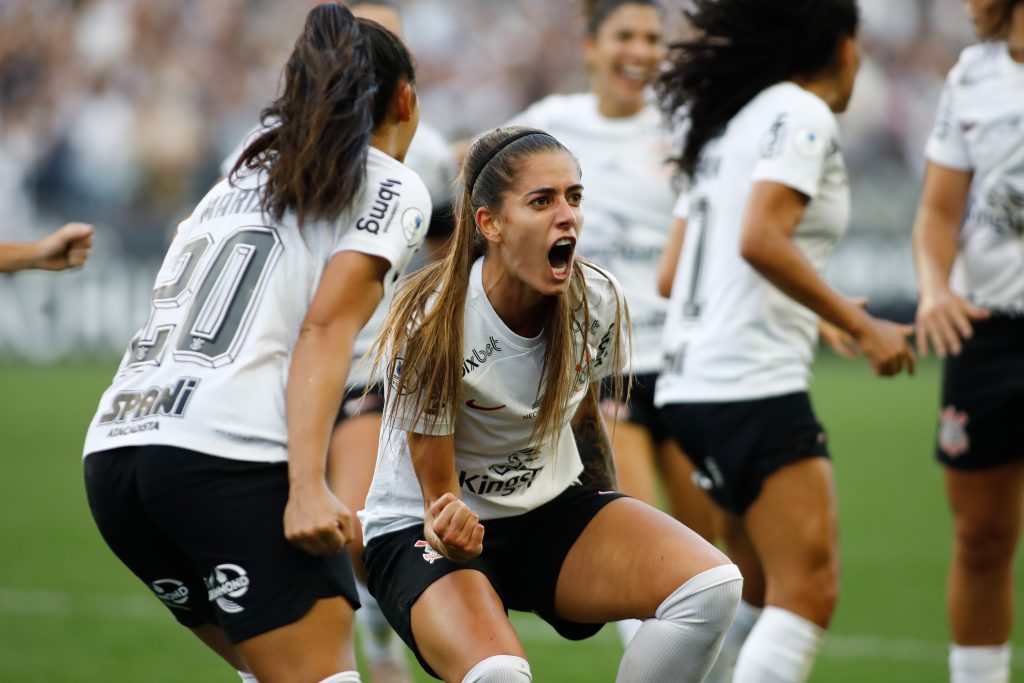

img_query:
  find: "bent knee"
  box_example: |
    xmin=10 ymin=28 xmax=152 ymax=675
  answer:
xmin=770 ymin=559 xmax=839 ymax=627
xmin=462 ymin=655 xmax=531 ymax=683
xmin=954 ymin=518 xmax=1020 ymax=571
xmin=660 ymin=564 xmax=743 ymax=633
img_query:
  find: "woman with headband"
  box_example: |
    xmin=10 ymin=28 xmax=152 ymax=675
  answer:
xmin=359 ymin=126 xmax=741 ymax=683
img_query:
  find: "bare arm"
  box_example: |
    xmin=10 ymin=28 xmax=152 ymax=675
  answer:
xmin=741 ymin=181 xmax=915 ymax=376
xmin=911 ymin=161 xmax=987 ymax=357
xmin=572 ymin=381 xmax=618 ymax=490
xmin=0 ymin=223 xmax=94 ymax=273
xmin=284 ymin=250 xmax=388 ymax=556
xmin=656 ymin=217 xmax=687 ymax=298
xmin=408 ymin=431 xmax=484 ymax=561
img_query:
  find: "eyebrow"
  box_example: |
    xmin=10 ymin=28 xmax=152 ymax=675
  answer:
xmin=523 ymin=184 xmax=584 ymax=197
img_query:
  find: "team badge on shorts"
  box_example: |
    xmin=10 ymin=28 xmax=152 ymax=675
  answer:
xmin=938 ymin=406 xmax=970 ymax=458
xmin=414 ymin=540 xmax=443 ymax=564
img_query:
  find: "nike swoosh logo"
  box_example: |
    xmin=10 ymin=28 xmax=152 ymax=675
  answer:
xmin=465 ymin=400 xmax=505 ymax=411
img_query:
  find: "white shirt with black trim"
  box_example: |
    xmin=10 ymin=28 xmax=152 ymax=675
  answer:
xmin=219 ymin=122 xmax=456 ymax=385
xmin=656 ymin=82 xmax=849 ymax=404
xmin=360 ymin=258 xmax=624 ymax=542
xmin=926 ymin=42 xmax=1024 ymax=314
xmin=83 ymin=147 xmax=431 ymax=462
xmin=508 ymin=93 xmax=677 ymax=374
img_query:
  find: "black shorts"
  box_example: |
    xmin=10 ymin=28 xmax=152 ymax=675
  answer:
xmin=84 ymin=445 xmax=359 ymax=643
xmin=335 ymin=384 xmax=385 ymax=426
xmin=600 ymin=372 xmax=669 ymax=443
xmin=937 ymin=315 xmax=1024 ymax=470
xmin=363 ymin=484 xmax=626 ymax=678
xmin=660 ymin=392 xmax=829 ymax=515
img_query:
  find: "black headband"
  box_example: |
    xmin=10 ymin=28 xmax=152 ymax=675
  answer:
xmin=467 ymin=130 xmax=554 ymax=196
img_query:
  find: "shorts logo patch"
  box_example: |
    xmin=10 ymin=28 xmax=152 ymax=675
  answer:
xmin=938 ymin=406 xmax=970 ymax=458
xmin=414 ymin=540 xmax=443 ymax=564
xmin=151 ymin=578 xmax=191 ymax=611
xmin=205 ymin=563 xmax=250 ymax=614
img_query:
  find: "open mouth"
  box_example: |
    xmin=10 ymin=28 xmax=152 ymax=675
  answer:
xmin=548 ymin=237 xmax=575 ymax=278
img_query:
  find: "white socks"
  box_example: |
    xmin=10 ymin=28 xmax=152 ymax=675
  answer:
xmin=704 ymin=601 xmax=763 ymax=683
xmin=616 ymin=619 xmax=645 ymax=646
xmin=616 ymin=564 xmax=743 ymax=682
xmin=461 ymin=655 xmax=532 ymax=682
xmin=237 ymin=673 xmax=259 ymax=683
xmin=733 ymin=606 xmax=823 ymax=683
xmin=316 ymin=673 xmax=361 ymax=683
xmin=950 ymin=644 xmax=1010 ymax=683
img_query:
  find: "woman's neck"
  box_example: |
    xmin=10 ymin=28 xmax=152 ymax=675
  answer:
xmin=1007 ymin=4 xmax=1024 ymax=63
xmin=481 ymin=256 xmax=547 ymax=338
xmin=592 ymin=83 xmax=645 ymax=119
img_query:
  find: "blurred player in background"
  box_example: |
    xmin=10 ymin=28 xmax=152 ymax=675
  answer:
xmin=655 ymin=0 xmax=915 ymax=681
xmin=361 ymin=126 xmax=741 ymax=683
xmin=0 ymin=222 xmax=93 ymax=272
xmin=506 ymin=1 xmax=717 ymax=647
xmin=912 ymin=1 xmax=1024 ymax=681
xmin=82 ymin=5 xmax=430 ymax=683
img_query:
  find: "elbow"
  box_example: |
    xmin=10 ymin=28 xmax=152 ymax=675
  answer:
xmin=656 ymin=270 xmax=673 ymax=298
xmin=739 ymin=232 xmax=772 ymax=271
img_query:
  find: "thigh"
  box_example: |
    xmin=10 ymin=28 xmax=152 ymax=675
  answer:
xmin=136 ymin=447 xmax=359 ymax=645
xmin=84 ymin=448 xmax=215 ymax=629
xmin=656 ymin=438 xmax=720 ymax=542
xmin=606 ymin=419 xmax=659 ymax=505
xmin=411 ymin=571 xmax=525 ymax=683
xmin=236 ymin=596 xmax=357 ymax=683
xmin=327 ymin=410 xmax=383 ymax=578
xmin=554 ymin=497 xmax=729 ymax=623
xmin=741 ymin=458 xmax=838 ymax=604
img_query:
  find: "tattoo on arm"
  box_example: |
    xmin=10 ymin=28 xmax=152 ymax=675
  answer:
xmin=572 ymin=382 xmax=618 ymax=490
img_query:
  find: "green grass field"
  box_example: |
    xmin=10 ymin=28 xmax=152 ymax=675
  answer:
xmin=0 ymin=356 xmax=1020 ymax=682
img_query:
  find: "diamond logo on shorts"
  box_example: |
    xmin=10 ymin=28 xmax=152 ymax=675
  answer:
xmin=205 ymin=563 xmax=250 ymax=614
xmin=151 ymin=578 xmax=191 ymax=611
xmin=938 ymin=406 xmax=970 ymax=458
xmin=414 ymin=540 xmax=443 ymax=564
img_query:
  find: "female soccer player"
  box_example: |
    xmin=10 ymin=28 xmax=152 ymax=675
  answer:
xmin=654 ymin=1 xmax=915 ymax=681
xmin=81 ymin=6 xmax=430 ymax=683
xmin=912 ymin=1 xmax=1024 ymax=680
xmin=507 ymin=0 xmax=717 ymax=589
xmin=360 ymin=126 xmax=742 ymax=683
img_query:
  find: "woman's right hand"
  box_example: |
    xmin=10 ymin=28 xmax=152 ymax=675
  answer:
xmin=915 ymin=287 xmax=989 ymax=358
xmin=853 ymin=316 xmax=916 ymax=377
xmin=425 ymin=492 xmax=485 ymax=562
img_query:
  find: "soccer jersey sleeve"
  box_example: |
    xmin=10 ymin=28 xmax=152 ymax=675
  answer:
xmin=672 ymin=191 xmax=690 ymax=220
xmin=584 ymin=266 xmax=630 ymax=381
xmin=333 ymin=167 xmax=432 ymax=272
xmin=925 ymin=70 xmax=971 ymax=172
xmin=751 ymin=98 xmax=838 ymax=199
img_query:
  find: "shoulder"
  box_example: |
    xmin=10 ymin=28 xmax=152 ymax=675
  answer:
xmin=365 ymin=149 xmax=432 ymax=207
xmin=948 ymin=43 xmax=1001 ymax=87
xmin=581 ymin=260 xmax=624 ymax=313
xmin=513 ymin=93 xmax=594 ymax=127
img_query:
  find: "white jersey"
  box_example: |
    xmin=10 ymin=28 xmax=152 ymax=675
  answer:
xmin=656 ymin=82 xmax=850 ymax=404
xmin=220 ymin=121 xmax=456 ymax=385
xmin=508 ymin=93 xmax=676 ymax=374
xmin=83 ymin=147 xmax=431 ymax=462
xmin=360 ymin=258 xmax=624 ymax=541
xmin=925 ymin=43 xmax=1024 ymax=314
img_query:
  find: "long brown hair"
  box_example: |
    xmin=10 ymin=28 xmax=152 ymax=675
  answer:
xmin=229 ymin=3 xmax=414 ymax=225
xmin=373 ymin=127 xmax=630 ymax=450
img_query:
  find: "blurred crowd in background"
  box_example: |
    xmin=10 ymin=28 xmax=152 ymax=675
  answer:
xmin=0 ymin=0 xmax=980 ymax=358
